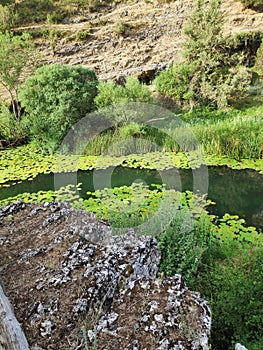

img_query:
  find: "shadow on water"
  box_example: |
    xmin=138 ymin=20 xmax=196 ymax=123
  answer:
xmin=0 ymin=166 xmax=262 ymax=229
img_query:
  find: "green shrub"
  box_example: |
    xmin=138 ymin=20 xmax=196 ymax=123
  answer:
xmin=0 ymin=4 xmax=13 ymax=32
xmin=197 ymin=245 xmax=263 ymax=350
xmin=224 ymin=31 xmax=262 ymax=67
xmin=0 ymin=101 xmax=25 ymax=146
xmin=46 ymin=11 xmax=61 ymax=24
xmin=155 ymin=0 xmax=252 ymax=109
xmin=14 ymin=0 xmax=55 ymax=26
xmin=156 ymin=190 xmax=263 ymax=350
xmin=155 ymin=63 xmax=195 ymax=108
xmin=115 ymin=21 xmax=130 ymax=36
xmin=158 ymin=208 xmax=213 ymax=286
xmin=76 ymin=29 xmax=92 ymax=41
xmin=254 ymin=40 xmax=263 ymax=76
xmin=94 ymin=76 xmax=153 ymax=109
xmin=19 ymin=64 xmax=98 ymax=150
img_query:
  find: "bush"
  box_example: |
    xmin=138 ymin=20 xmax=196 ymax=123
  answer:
xmin=14 ymin=0 xmax=54 ymax=25
xmin=158 ymin=208 xmax=213 ymax=286
xmin=94 ymin=76 xmax=153 ymax=109
xmin=19 ymin=64 xmax=98 ymax=150
xmin=0 ymin=101 xmax=25 ymax=146
xmin=155 ymin=0 xmax=252 ymax=109
xmin=197 ymin=245 xmax=263 ymax=350
xmin=155 ymin=63 xmax=195 ymax=108
xmin=0 ymin=4 xmax=13 ymax=32
xmin=224 ymin=31 xmax=262 ymax=67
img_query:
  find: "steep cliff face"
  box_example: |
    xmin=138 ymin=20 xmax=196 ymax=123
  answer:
xmin=0 ymin=202 xmax=211 ymax=350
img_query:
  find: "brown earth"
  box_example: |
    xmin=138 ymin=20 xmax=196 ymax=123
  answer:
xmin=1 ymin=0 xmax=263 ymax=102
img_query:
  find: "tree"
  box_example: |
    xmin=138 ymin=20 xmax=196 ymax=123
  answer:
xmin=155 ymin=0 xmax=251 ymax=109
xmin=19 ymin=64 xmax=99 ymax=149
xmin=0 ymin=32 xmax=35 ymax=121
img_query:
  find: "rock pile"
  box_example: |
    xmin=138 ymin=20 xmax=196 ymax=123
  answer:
xmin=0 ymin=202 xmax=211 ymax=349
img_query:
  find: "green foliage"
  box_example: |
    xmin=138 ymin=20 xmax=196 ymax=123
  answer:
xmin=19 ymin=64 xmax=98 ymax=150
xmin=0 ymin=101 xmax=25 ymax=146
xmin=155 ymin=0 xmax=252 ymax=109
xmin=46 ymin=12 xmax=61 ymax=24
xmin=0 ymin=141 xmax=262 ymax=190
xmin=158 ymin=207 xmax=213 ymax=285
xmin=115 ymin=21 xmax=130 ymax=36
xmin=215 ymin=213 xmax=263 ymax=246
xmin=0 ymin=4 xmax=13 ymax=32
xmin=254 ymin=39 xmax=263 ymax=76
xmin=224 ymin=31 xmax=262 ymax=67
xmin=94 ymin=77 xmax=153 ymax=109
xmin=95 ymin=81 xmax=127 ymax=108
xmin=0 ymin=184 xmax=85 ymax=210
xmin=157 ymin=194 xmax=263 ymax=350
xmin=197 ymin=245 xmax=263 ymax=350
xmin=83 ymin=183 xmax=167 ymax=228
xmin=0 ymin=144 xmax=56 ymax=185
xmin=76 ymin=29 xmax=92 ymax=41
xmin=191 ymin=114 xmax=263 ymax=159
xmin=13 ymin=0 xmax=55 ymax=26
xmin=155 ymin=63 xmax=195 ymax=107
xmin=10 ymin=0 xmax=129 ymax=26
xmin=0 ymin=32 xmax=35 ymax=121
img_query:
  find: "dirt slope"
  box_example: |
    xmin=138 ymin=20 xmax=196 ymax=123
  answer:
xmin=36 ymin=0 xmax=263 ymax=77
xmin=1 ymin=0 xmax=263 ymax=101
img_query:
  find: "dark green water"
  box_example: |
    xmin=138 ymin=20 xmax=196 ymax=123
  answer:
xmin=0 ymin=166 xmax=262 ymax=229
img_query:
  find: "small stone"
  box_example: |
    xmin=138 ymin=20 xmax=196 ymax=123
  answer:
xmin=154 ymin=314 xmax=163 ymax=323
xmin=40 ymin=320 xmax=55 ymax=337
xmin=73 ymin=298 xmax=88 ymax=314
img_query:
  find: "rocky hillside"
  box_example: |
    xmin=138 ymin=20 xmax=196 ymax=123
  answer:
xmin=0 ymin=201 xmax=211 ymax=349
xmin=1 ymin=0 xmax=263 ymax=102
xmin=25 ymin=0 xmax=263 ymax=78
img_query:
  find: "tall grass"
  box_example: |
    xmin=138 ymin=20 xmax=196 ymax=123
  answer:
xmin=83 ymin=113 xmax=263 ymax=160
xmin=190 ymin=115 xmax=263 ymax=159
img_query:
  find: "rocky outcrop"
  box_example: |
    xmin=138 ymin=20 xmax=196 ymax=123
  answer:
xmin=0 ymin=202 xmax=211 ymax=350
xmin=91 ymin=276 xmax=211 ymax=350
xmin=99 ymin=62 xmax=169 ymax=84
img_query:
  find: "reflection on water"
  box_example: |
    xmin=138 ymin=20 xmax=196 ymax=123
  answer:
xmin=0 ymin=166 xmax=262 ymax=229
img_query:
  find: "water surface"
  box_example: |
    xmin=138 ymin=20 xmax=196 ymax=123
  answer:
xmin=0 ymin=166 xmax=262 ymax=229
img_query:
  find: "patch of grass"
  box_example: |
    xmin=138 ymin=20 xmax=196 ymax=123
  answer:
xmin=11 ymin=0 xmax=131 ymax=27
xmin=190 ymin=115 xmax=263 ymax=159
xmin=76 ymin=28 xmax=93 ymax=41
xmin=114 ymin=20 xmax=130 ymax=36
xmin=14 ymin=0 xmax=55 ymax=26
